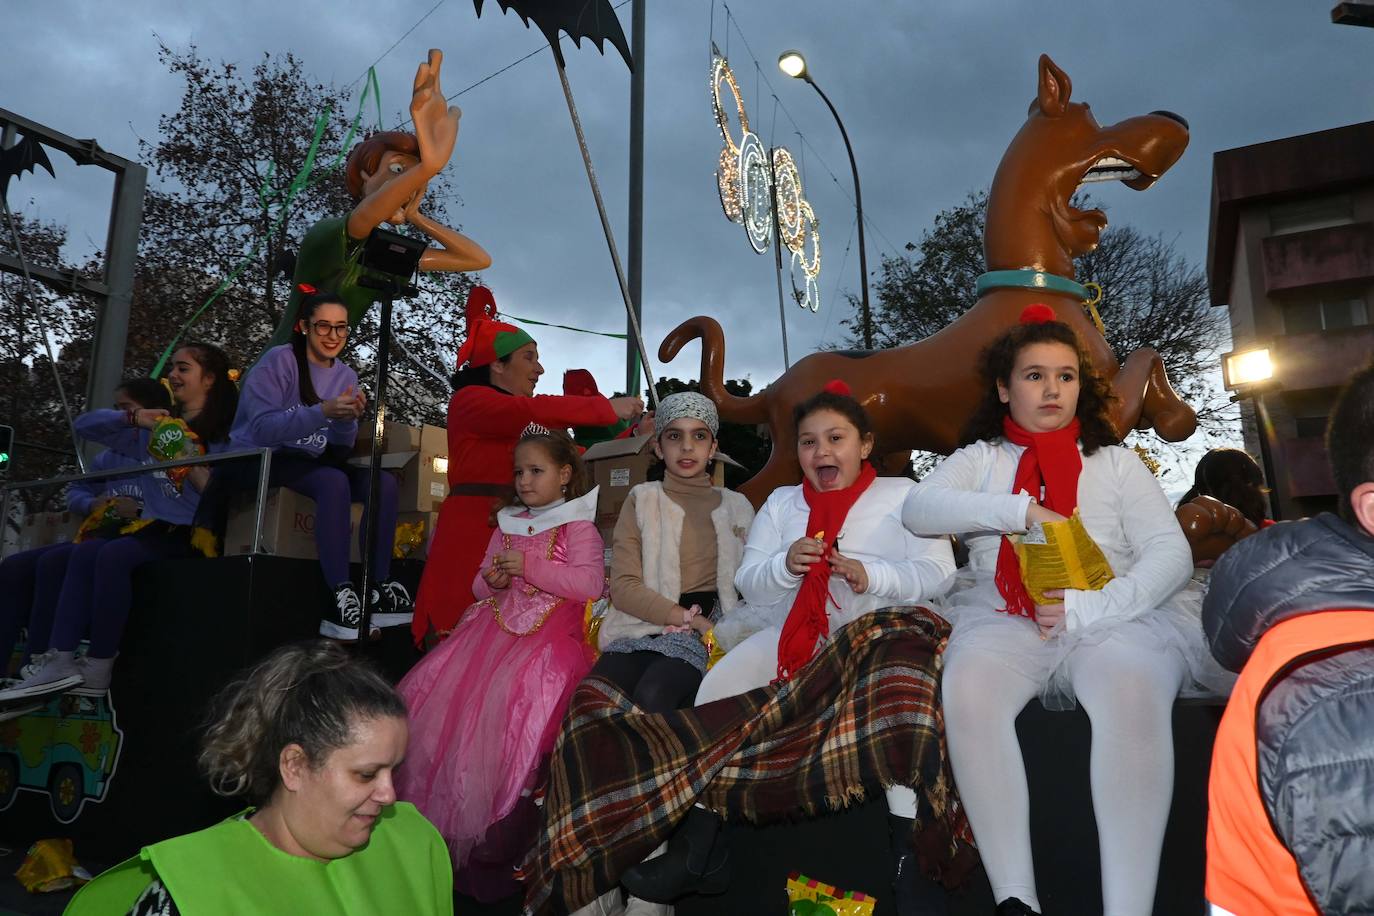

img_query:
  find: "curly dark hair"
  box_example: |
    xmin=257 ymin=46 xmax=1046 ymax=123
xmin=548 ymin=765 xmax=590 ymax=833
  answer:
xmin=960 ymin=319 xmax=1119 ymax=455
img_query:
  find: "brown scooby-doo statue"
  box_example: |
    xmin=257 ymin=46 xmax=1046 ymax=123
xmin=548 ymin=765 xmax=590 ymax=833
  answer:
xmin=662 ymin=54 xmax=1198 ymax=507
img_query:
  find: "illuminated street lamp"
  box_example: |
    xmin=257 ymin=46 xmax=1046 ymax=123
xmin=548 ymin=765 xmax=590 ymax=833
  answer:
xmin=1222 ymin=346 xmax=1275 ymax=390
xmin=778 ymin=49 xmax=872 ymax=347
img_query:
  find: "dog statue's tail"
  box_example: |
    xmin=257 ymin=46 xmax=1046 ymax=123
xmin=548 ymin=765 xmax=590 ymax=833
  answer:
xmin=659 ymin=316 xmax=768 ymax=424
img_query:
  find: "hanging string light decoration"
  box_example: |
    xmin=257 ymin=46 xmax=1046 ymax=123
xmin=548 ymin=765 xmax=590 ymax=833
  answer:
xmin=710 ymin=54 xmax=822 ymax=309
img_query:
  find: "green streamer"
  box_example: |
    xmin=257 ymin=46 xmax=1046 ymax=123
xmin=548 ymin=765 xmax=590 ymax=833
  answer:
xmin=502 ymin=313 xmax=628 ymax=340
xmin=150 ymin=68 xmax=383 ymax=376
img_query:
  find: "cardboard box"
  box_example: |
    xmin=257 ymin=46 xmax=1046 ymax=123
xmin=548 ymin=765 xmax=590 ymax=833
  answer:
xmin=222 ymin=488 xmax=439 ymax=562
xmin=352 ymin=421 xmax=449 ymax=513
xmin=582 ymin=435 xmax=658 ymax=534
xmin=581 ymin=435 xmax=733 ymax=537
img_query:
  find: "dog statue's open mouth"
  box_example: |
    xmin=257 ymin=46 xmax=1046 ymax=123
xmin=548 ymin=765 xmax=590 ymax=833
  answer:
xmin=1079 ymin=155 xmax=1144 ymax=186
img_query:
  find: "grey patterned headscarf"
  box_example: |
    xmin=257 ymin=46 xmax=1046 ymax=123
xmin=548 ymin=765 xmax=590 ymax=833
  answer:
xmin=655 ymin=392 xmax=719 ymax=438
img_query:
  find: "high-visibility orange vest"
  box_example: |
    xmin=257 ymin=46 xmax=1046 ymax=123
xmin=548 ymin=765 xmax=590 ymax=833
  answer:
xmin=1206 ymin=609 xmax=1374 ymax=916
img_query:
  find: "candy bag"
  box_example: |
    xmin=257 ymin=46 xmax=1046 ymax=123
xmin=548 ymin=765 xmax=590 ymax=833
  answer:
xmin=1015 ymin=509 xmax=1114 ymax=606
xmin=147 ymin=416 xmax=204 ymax=489
xmin=393 ymin=519 xmax=427 ymax=558
xmin=786 ymin=873 xmax=877 ymax=916
xmin=16 ymin=838 xmax=91 ymax=893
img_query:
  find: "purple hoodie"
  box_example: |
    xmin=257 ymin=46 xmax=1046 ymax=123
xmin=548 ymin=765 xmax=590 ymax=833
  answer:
xmin=66 ymin=448 xmax=144 ymax=516
xmin=73 ymin=410 xmax=226 ymax=526
xmin=230 ymin=344 xmax=360 ymax=457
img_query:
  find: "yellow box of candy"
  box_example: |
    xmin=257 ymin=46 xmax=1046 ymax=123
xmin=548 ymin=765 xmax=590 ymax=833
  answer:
xmin=1015 ymin=510 xmax=1114 ymax=605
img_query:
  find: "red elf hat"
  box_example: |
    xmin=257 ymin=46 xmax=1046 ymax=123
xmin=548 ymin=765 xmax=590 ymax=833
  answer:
xmin=455 ymin=286 xmax=535 ymax=369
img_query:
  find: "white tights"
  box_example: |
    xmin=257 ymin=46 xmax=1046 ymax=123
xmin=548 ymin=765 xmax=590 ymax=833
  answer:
xmin=941 ymin=635 xmax=1184 ymax=916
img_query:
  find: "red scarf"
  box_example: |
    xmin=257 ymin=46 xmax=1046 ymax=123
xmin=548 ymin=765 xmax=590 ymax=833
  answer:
xmin=776 ymin=462 xmax=878 ymax=680
xmin=994 ymin=416 xmax=1083 ymax=620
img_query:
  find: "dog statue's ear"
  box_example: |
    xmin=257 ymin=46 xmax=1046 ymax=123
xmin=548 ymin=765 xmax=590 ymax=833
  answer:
xmin=1036 ymin=54 xmax=1072 ymax=118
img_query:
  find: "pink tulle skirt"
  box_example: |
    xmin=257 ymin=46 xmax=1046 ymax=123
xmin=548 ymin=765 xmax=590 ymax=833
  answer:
xmin=396 ymin=596 xmax=594 ymax=873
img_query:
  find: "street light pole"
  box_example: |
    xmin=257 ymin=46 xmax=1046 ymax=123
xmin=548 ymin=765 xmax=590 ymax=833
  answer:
xmin=779 ymin=52 xmax=871 ymax=348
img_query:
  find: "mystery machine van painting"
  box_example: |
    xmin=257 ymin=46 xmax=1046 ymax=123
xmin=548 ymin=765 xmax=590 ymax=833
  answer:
xmin=0 ymin=689 xmax=124 ymax=824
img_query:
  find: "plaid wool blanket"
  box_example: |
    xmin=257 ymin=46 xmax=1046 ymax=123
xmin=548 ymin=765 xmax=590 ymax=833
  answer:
xmin=522 ymin=607 xmax=976 ymax=915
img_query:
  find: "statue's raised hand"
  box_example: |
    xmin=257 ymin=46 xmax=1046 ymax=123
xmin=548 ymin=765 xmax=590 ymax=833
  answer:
xmin=410 ymin=49 xmax=461 ymax=176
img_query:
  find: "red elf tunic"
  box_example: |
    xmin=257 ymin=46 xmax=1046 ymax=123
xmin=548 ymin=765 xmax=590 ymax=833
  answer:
xmin=411 ymin=385 xmax=616 ymax=644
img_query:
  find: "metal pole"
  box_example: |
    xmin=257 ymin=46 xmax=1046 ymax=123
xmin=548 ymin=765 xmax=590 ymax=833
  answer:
xmin=357 ymin=289 xmax=395 ymax=642
xmin=88 ymin=158 xmax=146 ymax=413
xmin=626 ymin=0 xmax=646 ymax=397
xmin=553 ymin=56 xmax=659 ymax=410
xmin=805 ymin=76 xmax=871 ymax=348
xmin=1253 ymin=393 xmax=1282 ymax=521
xmin=250 ymin=447 xmax=274 ymax=556
xmin=766 ymin=148 xmax=791 ymax=368
xmin=0 ymin=192 xmax=86 ymax=471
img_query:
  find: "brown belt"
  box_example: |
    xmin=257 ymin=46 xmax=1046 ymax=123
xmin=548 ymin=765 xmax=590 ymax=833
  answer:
xmin=448 ymin=482 xmax=509 ymax=498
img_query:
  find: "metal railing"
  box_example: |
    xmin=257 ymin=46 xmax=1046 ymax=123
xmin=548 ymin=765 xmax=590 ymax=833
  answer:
xmin=1 ymin=447 xmax=274 ymax=555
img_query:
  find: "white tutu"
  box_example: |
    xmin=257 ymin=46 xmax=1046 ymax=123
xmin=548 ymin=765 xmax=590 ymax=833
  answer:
xmin=935 ymin=568 xmax=1234 ymax=710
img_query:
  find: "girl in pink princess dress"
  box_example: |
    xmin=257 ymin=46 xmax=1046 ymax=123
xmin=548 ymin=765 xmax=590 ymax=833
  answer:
xmin=397 ymin=426 xmax=604 ymax=901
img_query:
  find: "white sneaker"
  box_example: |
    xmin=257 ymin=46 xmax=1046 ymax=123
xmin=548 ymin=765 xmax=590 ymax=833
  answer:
xmin=20 ymin=648 xmax=58 ymax=680
xmin=0 ymin=650 xmax=82 ymax=702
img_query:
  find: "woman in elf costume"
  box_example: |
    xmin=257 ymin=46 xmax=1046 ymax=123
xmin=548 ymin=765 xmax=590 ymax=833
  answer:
xmin=411 ymin=286 xmax=644 ymax=647
xmin=900 ymin=306 xmax=1230 ymax=916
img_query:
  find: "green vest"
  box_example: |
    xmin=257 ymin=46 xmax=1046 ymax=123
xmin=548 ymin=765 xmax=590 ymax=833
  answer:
xmin=66 ymin=802 xmax=452 ymax=915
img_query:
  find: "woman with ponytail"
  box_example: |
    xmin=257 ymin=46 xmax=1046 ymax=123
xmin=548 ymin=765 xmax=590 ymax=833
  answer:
xmin=900 ymin=305 xmax=1231 ymax=916
xmin=229 ymin=287 xmax=407 ymax=640
xmin=7 ymin=343 xmax=238 ymax=698
xmin=68 ymin=641 xmax=453 ymax=915
xmin=412 ymin=285 xmax=645 ymax=647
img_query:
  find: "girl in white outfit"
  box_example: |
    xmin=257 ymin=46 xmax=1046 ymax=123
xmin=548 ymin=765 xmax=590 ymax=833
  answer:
xmin=662 ymin=380 xmax=955 ymax=914
xmin=900 ymin=305 xmax=1230 ymax=916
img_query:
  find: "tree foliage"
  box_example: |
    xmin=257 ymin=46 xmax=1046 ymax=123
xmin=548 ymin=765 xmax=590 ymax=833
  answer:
xmin=131 ymin=42 xmax=473 ymax=423
xmin=0 ymin=213 xmax=97 ymax=508
xmin=842 ymin=190 xmax=1236 ymax=451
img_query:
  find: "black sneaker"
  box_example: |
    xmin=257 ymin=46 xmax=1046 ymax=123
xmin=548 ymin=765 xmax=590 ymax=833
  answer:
xmin=321 ymin=584 xmax=365 ymax=640
xmin=369 ymin=580 xmax=414 ymax=628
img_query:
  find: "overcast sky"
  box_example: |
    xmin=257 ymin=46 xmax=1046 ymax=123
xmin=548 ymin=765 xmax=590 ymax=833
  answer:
xmin=4 ymin=0 xmax=1371 ymax=413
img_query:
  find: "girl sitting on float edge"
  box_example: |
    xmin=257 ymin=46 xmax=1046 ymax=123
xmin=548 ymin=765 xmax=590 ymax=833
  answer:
xmin=14 ymin=343 xmax=239 ymax=696
xmin=229 ymin=286 xmax=407 ymax=640
xmin=396 ymin=426 xmax=604 ymax=903
xmin=622 ymin=380 xmax=957 ymax=914
xmin=900 ymin=304 xmax=1230 ymax=916
xmin=592 ymin=391 xmax=755 ymax=713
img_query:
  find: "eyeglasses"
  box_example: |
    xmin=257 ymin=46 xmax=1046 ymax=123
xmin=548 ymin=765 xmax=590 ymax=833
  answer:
xmin=310 ymin=322 xmax=350 ymax=338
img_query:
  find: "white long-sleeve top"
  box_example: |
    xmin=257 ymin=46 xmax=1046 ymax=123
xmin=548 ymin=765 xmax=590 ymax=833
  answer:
xmin=734 ymin=476 xmax=956 ymax=632
xmin=901 ymin=439 xmax=1192 ymax=632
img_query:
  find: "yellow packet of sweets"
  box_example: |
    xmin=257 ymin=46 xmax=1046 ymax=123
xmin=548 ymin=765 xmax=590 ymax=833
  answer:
xmin=1015 ymin=509 xmax=1114 ymax=605
xmin=786 ymin=872 xmax=877 ymax=916
xmin=16 ymin=838 xmax=90 ymax=893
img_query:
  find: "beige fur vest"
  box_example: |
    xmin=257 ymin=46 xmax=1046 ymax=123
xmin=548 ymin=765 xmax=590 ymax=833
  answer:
xmin=597 ymin=481 xmax=754 ymax=649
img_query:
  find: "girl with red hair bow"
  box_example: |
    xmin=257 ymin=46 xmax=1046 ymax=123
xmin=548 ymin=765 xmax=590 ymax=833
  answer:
xmin=900 ymin=305 xmax=1231 ymax=916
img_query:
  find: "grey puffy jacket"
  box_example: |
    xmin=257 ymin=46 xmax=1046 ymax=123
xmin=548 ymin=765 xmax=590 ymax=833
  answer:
xmin=1202 ymin=513 xmax=1374 ymax=915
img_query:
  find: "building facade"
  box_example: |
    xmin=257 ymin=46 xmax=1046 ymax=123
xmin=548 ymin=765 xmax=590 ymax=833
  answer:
xmin=1208 ymin=120 xmax=1374 ymax=519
